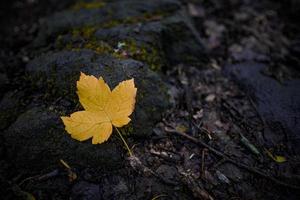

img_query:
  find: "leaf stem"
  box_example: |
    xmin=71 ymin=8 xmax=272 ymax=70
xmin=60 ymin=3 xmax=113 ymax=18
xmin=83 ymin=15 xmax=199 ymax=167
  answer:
xmin=115 ymin=127 xmax=133 ymax=156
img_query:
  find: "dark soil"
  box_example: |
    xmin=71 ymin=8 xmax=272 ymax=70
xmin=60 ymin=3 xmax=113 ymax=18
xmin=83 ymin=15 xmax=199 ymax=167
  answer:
xmin=1 ymin=0 xmax=300 ymax=199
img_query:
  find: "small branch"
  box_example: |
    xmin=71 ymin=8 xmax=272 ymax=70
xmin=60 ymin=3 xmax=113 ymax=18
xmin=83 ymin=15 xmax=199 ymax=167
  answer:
xmin=164 ymin=126 xmax=300 ymax=190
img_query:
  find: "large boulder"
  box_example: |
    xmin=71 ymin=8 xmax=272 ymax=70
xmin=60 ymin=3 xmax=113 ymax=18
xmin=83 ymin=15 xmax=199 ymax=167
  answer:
xmin=4 ymin=49 xmax=169 ymax=173
xmin=26 ymin=50 xmax=169 ymax=137
xmin=4 ymin=106 xmax=122 ymax=174
xmin=33 ymin=0 xmax=205 ymax=68
xmin=92 ymin=10 xmax=205 ymax=68
xmin=34 ymin=0 xmax=181 ymax=47
xmin=2 ymin=0 xmax=205 ymax=175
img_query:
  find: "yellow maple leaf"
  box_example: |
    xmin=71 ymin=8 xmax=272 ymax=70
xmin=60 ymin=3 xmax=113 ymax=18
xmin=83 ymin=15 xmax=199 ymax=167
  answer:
xmin=61 ymin=72 xmax=137 ymax=144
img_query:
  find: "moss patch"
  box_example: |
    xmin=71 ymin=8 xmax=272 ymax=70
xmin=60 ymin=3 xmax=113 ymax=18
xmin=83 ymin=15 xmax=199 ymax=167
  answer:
xmin=56 ymin=26 xmax=165 ymax=71
xmin=56 ymin=26 xmax=115 ymax=55
xmin=113 ymin=39 xmax=164 ymax=71
xmin=53 ymin=5 xmax=176 ymax=71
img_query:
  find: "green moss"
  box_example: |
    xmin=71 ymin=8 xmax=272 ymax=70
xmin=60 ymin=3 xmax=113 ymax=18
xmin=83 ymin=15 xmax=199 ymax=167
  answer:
xmin=24 ymin=70 xmax=79 ymax=106
xmin=71 ymin=1 xmax=106 ymax=11
xmin=55 ymin=35 xmax=64 ymax=49
xmin=113 ymin=39 xmax=164 ymax=71
xmin=58 ymin=28 xmax=164 ymax=71
xmin=85 ymin=41 xmax=114 ymax=54
xmin=56 ymin=13 xmax=167 ymax=71
xmin=60 ymin=26 xmax=115 ymax=55
xmin=72 ymin=26 xmax=97 ymax=38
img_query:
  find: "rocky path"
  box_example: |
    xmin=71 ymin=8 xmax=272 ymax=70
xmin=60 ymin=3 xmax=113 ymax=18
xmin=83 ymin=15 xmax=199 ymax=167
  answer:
xmin=0 ymin=0 xmax=300 ymax=199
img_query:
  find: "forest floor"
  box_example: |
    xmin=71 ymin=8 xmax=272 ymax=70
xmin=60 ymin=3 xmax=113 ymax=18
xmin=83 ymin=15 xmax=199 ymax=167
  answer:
xmin=1 ymin=0 xmax=300 ymax=199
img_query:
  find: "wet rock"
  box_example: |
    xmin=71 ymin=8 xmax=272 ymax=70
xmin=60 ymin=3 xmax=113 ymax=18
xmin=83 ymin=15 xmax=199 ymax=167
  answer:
xmin=4 ymin=107 xmax=122 ymax=174
xmin=224 ymin=62 xmax=300 ymax=153
xmin=26 ymin=50 xmax=169 ymax=137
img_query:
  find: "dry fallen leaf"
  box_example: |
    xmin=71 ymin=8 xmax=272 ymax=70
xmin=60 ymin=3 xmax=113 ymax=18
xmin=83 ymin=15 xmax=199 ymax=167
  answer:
xmin=265 ymin=149 xmax=287 ymax=163
xmin=61 ymin=72 xmax=137 ymax=144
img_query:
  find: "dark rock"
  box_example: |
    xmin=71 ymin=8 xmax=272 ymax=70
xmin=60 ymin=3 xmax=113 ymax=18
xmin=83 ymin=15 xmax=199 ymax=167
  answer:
xmin=0 ymin=73 xmax=8 ymax=97
xmin=234 ymin=182 xmax=257 ymax=200
xmin=0 ymin=91 xmax=26 ymax=130
xmin=156 ymin=164 xmax=179 ymax=183
xmin=161 ymin=11 xmax=206 ymax=65
xmin=93 ymin=9 xmax=205 ymax=67
xmin=34 ymin=0 xmax=181 ymax=47
xmin=71 ymin=181 xmax=101 ymax=200
xmin=33 ymin=0 xmax=205 ymax=68
xmin=218 ymin=163 xmax=243 ymax=182
xmin=101 ymin=175 xmax=129 ymax=199
xmin=28 ymin=176 xmax=70 ymax=200
xmin=224 ymin=62 xmax=300 ymax=153
xmin=134 ymin=176 xmax=188 ymax=199
xmin=26 ymin=50 xmax=169 ymax=137
xmin=4 ymin=107 xmax=122 ymax=174
xmin=93 ymin=21 xmax=166 ymax=71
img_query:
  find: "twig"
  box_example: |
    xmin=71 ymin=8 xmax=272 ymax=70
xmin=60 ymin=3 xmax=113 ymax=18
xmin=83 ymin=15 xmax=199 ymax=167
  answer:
xmin=164 ymin=126 xmax=300 ymax=190
xmin=151 ymin=194 xmax=168 ymax=200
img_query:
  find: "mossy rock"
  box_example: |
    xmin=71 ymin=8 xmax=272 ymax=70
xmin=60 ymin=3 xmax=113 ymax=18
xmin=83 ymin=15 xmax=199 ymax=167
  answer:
xmin=92 ymin=10 xmax=206 ymax=68
xmin=4 ymin=106 xmax=123 ymax=174
xmin=33 ymin=0 xmax=205 ymax=69
xmin=34 ymin=0 xmax=181 ymax=47
xmin=54 ymin=9 xmax=206 ymax=71
xmin=26 ymin=50 xmax=169 ymax=138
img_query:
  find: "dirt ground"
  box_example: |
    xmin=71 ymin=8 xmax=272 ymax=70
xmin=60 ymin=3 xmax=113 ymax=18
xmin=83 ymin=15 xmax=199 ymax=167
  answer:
xmin=1 ymin=0 xmax=300 ymax=199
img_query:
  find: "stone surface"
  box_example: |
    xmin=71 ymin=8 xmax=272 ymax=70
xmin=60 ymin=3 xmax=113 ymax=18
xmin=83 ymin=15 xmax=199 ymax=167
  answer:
xmin=34 ymin=0 xmax=181 ymax=47
xmin=71 ymin=181 xmax=101 ymax=200
xmin=1 ymin=0 xmax=201 ymax=175
xmin=0 ymin=91 xmax=26 ymax=130
xmin=4 ymin=106 xmax=123 ymax=174
xmin=26 ymin=50 xmax=169 ymax=137
xmin=0 ymin=73 xmax=8 ymax=97
xmin=224 ymin=62 xmax=300 ymax=153
xmin=33 ymin=0 xmax=204 ymax=68
xmin=93 ymin=10 xmax=205 ymax=66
